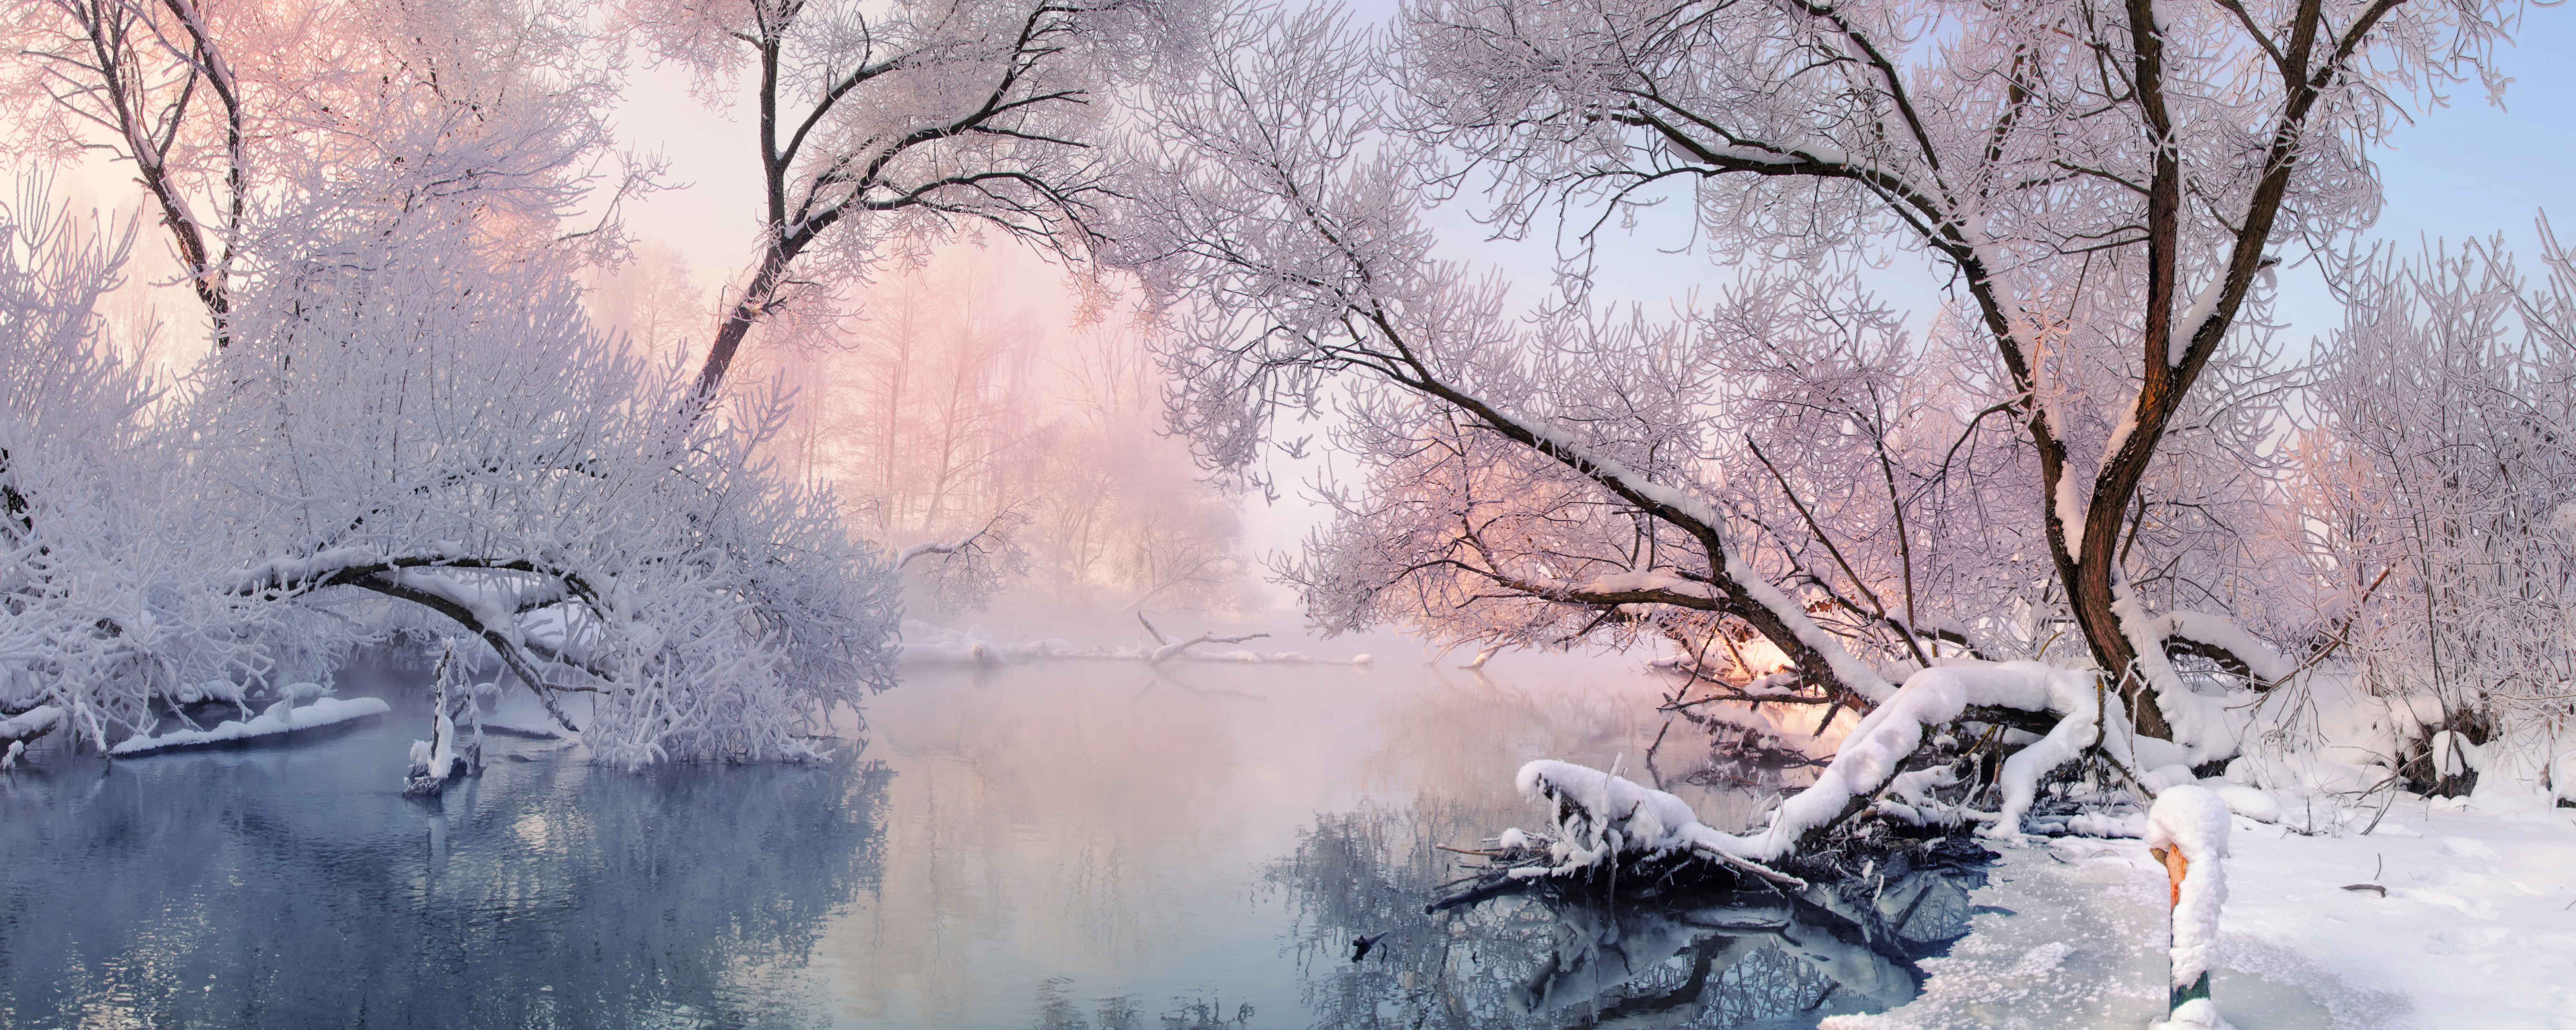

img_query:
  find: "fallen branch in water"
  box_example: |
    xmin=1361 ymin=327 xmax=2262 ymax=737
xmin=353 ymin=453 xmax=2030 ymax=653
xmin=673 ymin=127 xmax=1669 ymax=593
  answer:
xmin=1464 ymin=659 xmax=2233 ymax=896
xmin=900 ymin=619 xmax=1369 ymax=668
xmin=1139 ymin=612 xmax=1270 ymax=664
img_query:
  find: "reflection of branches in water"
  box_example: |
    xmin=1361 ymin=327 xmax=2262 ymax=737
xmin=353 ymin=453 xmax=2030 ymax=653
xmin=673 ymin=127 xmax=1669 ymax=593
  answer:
xmin=1668 ymin=708 xmax=1832 ymax=793
xmin=1266 ymin=802 xmax=1983 ymax=1028
xmin=1130 ymin=663 xmax=1272 ymax=702
xmin=1032 ymin=978 xmax=1143 ymax=1030
xmin=0 ymin=744 xmax=892 ymax=1029
xmin=1028 ymin=979 xmax=1250 ymax=1030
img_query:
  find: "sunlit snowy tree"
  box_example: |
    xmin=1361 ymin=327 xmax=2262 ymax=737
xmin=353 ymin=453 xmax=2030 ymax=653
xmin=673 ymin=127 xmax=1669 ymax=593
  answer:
xmin=1122 ymin=0 xmax=2520 ymax=748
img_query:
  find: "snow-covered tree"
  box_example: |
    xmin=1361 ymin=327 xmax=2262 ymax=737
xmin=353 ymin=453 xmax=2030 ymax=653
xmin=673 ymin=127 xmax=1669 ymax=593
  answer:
xmin=0 ymin=175 xmax=902 ymax=765
xmin=1120 ymin=0 xmax=2520 ymax=745
xmin=2298 ymin=234 xmax=2576 ymax=778
xmin=4 ymin=0 xmax=632 ymax=340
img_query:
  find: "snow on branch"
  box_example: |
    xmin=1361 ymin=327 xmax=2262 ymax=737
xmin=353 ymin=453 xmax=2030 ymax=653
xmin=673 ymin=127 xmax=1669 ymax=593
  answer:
xmin=111 ymin=697 xmax=391 ymax=757
xmin=0 ymin=706 xmax=62 ymax=751
xmin=1136 ymin=612 xmax=1269 ymax=664
xmin=2145 ymin=609 xmax=2297 ymax=685
xmin=1492 ymin=661 xmax=2116 ymax=879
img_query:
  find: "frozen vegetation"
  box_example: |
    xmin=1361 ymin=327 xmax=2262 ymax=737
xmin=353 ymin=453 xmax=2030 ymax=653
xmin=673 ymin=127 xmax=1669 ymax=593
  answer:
xmin=0 ymin=181 xmax=899 ymax=767
xmin=3 ymin=0 xmax=2575 ymax=1025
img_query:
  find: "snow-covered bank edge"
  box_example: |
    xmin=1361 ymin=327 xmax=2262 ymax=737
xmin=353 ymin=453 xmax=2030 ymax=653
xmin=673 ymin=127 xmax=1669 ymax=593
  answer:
xmin=109 ymin=697 xmax=393 ymax=756
xmin=1825 ymin=795 xmax=2576 ymax=1029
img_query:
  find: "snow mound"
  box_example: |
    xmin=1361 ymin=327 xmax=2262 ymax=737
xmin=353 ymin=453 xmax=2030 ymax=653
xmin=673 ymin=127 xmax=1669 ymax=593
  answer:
xmin=2211 ymin=785 xmax=2279 ymax=824
xmin=1509 ymin=759 xmax=1717 ymax=875
xmin=110 ymin=697 xmax=392 ymax=756
xmin=2148 ymin=998 xmax=2237 ymax=1030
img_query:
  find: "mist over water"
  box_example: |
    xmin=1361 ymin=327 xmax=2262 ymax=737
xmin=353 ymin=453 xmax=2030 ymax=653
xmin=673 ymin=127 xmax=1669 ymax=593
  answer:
xmin=0 ymin=635 xmax=1971 ymax=1029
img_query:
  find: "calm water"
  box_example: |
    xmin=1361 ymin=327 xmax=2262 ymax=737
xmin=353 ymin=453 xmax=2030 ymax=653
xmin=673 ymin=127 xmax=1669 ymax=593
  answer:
xmin=0 ymin=646 xmax=1973 ymax=1028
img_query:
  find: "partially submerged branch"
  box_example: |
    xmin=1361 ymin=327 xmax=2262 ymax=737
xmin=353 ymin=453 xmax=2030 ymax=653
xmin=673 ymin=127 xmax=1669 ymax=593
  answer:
xmin=1476 ymin=661 xmax=2162 ymax=891
xmin=902 ymin=619 xmax=1363 ymax=668
xmin=1138 ymin=611 xmax=1268 ymax=664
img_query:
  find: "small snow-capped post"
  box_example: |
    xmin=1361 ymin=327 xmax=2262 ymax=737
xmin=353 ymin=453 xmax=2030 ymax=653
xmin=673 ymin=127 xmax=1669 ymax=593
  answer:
xmin=404 ymin=643 xmax=480 ymax=797
xmin=2146 ymin=785 xmax=2233 ymax=1029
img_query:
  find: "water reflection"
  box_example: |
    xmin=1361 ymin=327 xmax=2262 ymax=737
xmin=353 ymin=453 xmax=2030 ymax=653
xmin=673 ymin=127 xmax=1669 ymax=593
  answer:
xmin=3 ymin=645 xmax=1978 ymax=1029
xmin=0 ymin=705 xmax=889 ymax=1029
xmin=1268 ymin=802 xmax=1983 ymax=1028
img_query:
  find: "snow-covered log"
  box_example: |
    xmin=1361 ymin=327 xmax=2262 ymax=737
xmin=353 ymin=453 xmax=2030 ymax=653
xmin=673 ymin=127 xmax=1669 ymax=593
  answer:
xmin=1508 ymin=760 xmax=1742 ymax=879
xmin=405 ymin=646 xmax=484 ymax=796
xmin=109 ymin=697 xmax=392 ymax=756
xmin=2 ymin=705 xmax=62 ymax=770
xmin=1496 ymin=660 xmax=2165 ymax=878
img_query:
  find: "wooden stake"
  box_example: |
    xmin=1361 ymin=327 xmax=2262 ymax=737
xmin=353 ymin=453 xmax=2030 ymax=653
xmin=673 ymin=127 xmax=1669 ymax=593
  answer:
xmin=2150 ymin=846 xmax=2211 ymax=1009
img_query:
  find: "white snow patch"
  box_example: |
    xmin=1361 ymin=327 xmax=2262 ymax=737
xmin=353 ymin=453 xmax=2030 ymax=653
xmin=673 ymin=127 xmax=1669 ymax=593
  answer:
xmin=1510 ymin=759 xmax=1718 ymax=875
xmin=2211 ymin=785 xmax=2281 ymax=824
xmin=2148 ymin=998 xmax=2238 ymax=1030
xmin=2011 ymin=940 xmax=2075 ymax=977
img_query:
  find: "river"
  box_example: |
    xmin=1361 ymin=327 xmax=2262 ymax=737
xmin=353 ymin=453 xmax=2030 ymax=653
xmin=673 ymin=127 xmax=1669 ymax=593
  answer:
xmin=0 ymin=642 xmax=1978 ymax=1028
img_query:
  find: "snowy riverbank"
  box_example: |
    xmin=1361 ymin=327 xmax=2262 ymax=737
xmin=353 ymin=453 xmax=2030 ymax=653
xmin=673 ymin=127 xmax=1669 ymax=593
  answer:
xmin=1831 ymin=794 xmax=2576 ymax=1029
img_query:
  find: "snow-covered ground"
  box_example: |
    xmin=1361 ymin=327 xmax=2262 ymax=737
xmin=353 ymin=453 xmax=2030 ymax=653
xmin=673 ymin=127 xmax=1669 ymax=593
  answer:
xmin=1832 ymin=794 xmax=2576 ymax=1029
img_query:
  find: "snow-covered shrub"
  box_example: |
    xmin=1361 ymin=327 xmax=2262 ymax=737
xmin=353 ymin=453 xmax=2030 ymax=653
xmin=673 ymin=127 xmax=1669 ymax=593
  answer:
xmin=0 ymin=184 xmax=901 ymax=766
xmin=0 ymin=184 xmax=212 ymax=750
xmin=190 ymin=198 xmax=902 ymax=765
xmin=2298 ymin=237 xmax=2576 ymax=787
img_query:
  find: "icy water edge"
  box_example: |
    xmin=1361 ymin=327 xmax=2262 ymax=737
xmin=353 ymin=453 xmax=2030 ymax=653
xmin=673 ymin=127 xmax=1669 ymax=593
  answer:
xmin=0 ymin=651 xmax=1986 ymax=1029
